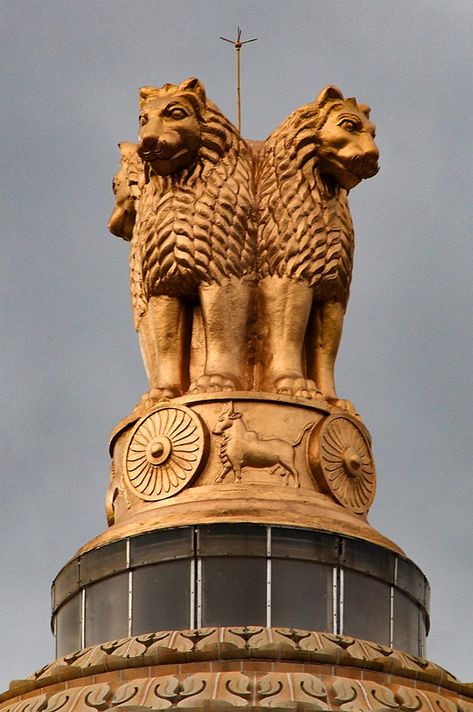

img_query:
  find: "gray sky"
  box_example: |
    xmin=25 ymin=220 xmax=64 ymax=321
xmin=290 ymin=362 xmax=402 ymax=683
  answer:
xmin=1 ymin=0 xmax=472 ymax=689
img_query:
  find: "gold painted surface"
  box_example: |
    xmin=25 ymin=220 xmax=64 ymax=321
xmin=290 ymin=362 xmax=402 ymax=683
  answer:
xmin=124 ymin=403 xmax=207 ymax=501
xmin=108 ymin=81 xmax=378 ymax=409
xmin=255 ymin=86 xmax=378 ymax=411
xmin=106 ymin=81 xmax=382 ymax=537
xmin=109 ymin=77 xmax=256 ymax=401
xmin=99 ymin=393 xmax=396 ymax=553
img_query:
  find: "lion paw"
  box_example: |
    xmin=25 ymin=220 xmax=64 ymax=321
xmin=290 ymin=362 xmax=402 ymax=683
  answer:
xmin=273 ymin=376 xmax=322 ymax=401
xmin=188 ymin=373 xmax=238 ymax=394
xmin=327 ymin=397 xmax=359 ymax=417
xmin=139 ymin=386 xmax=183 ymax=409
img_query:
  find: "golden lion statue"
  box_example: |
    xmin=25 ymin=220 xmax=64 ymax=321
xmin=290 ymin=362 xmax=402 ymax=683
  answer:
xmin=109 ymin=78 xmax=256 ymax=401
xmin=256 ymin=85 xmax=379 ymax=411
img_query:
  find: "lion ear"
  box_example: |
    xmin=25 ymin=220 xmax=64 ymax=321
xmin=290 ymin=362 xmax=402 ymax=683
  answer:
xmin=139 ymin=86 xmax=158 ymax=107
xmin=179 ymin=77 xmax=207 ymax=104
xmin=358 ymin=103 xmax=371 ymax=118
xmin=118 ymin=141 xmax=138 ymax=158
xmin=314 ymin=85 xmax=344 ymax=107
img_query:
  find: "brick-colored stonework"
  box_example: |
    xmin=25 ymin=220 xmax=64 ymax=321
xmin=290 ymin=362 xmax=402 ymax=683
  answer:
xmin=2 ymin=629 xmax=472 ymax=711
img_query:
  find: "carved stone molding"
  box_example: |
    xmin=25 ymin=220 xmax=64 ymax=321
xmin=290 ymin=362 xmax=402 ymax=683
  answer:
xmin=4 ymin=628 xmax=470 ymax=703
xmin=3 ymin=670 xmax=472 ymax=712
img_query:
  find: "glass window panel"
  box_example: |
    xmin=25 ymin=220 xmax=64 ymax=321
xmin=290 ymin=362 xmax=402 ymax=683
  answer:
xmin=197 ymin=524 xmax=267 ymax=556
xmin=271 ymin=528 xmax=338 ymax=563
xmin=396 ymin=557 xmax=426 ymax=603
xmin=393 ymin=589 xmax=420 ymax=656
xmin=342 ymin=539 xmax=395 ymax=583
xmin=132 ymin=560 xmax=190 ymax=635
xmin=342 ymin=570 xmax=390 ymax=646
xmin=53 ymin=557 xmax=80 ymax=610
xmin=85 ymin=573 xmax=128 ymax=646
xmin=55 ymin=593 xmax=81 ymax=658
xmin=131 ymin=527 xmax=194 ymax=566
xmin=80 ymin=541 xmax=127 ymax=586
xmin=424 ymin=581 xmax=431 ymax=613
xmin=201 ymin=557 xmax=266 ymax=626
xmin=271 ymin=559 xmax=333 ymax=631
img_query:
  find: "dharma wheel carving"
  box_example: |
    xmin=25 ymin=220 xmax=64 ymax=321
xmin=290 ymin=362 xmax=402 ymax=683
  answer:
xmin=102 ymin=78 xmax=385 ymax=528
xmin=124 ymin=404 xmax=206 ymax=500
xmin=309 ymin=415 xmax=376 ymax=514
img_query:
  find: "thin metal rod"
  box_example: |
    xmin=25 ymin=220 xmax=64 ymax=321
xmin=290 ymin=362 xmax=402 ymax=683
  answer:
xmin=220 ymin=27 xmax=257 ymax=133
xmin=236 ymin=47 xmax=241 ymax=132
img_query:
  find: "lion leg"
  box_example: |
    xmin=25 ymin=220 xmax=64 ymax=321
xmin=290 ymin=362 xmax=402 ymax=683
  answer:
xmin=307 ymin=300 xmax=356 ymax=415
xmin=138 ymin=295 xmax=189 ymax=401
xmin=188 ymin=279 xmax=253 ymax=393
xmin=259 ymin=276 xmax=320 ymax=399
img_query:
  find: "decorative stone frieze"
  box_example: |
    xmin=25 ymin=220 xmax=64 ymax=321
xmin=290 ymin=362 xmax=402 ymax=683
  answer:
xmin=3 ymin=628 xmax=470 ymax=706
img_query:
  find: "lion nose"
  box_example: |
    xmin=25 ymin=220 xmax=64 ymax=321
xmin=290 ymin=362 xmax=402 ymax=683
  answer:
xmin=363 ymin=147 xmax=380 ymax=175
xmin=368 ymin=147 xmax=379 ymax=163
xmin=140 ymin=135 xmax=159 ymax=151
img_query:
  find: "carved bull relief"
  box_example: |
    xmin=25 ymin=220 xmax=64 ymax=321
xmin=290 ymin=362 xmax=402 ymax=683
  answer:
xmin=212 ymin=402 xmax=315 ymax=486
xmin=107 ymin=80 xmax=380 ymax=526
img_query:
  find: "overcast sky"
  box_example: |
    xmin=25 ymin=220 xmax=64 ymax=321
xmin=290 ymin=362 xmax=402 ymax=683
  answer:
xmin=1 ymin=0 xmax=472 ymax=689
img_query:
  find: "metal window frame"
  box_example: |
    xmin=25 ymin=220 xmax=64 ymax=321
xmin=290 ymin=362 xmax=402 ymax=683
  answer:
xmin=54 ymin=524 xmax=429 ymax=659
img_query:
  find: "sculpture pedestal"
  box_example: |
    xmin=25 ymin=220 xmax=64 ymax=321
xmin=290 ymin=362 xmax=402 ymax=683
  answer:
xmin=104 ymin=394 xmax=385 ymax=544
xmin=50 ymin=395 xmax=432 ymax=659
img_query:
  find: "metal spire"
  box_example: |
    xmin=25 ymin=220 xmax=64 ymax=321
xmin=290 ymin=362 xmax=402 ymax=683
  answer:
xmin=219 ymin=27 xmax=257 ymax=133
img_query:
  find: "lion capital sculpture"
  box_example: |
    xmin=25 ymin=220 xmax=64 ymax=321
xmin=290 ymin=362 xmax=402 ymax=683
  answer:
xmin=255 ymin=85 xmax=379 ymax=412
xmin=109 ymin=78 xmax=256 ymax=402
xmin=109 ymin=81 xmax=379 ymax=416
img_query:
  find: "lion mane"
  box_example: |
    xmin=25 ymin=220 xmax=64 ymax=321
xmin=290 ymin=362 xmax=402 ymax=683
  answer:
xmin=126 ymin=81 xmax=256 ymax=329
xmin=256 ymin=88 xmax=355 ymax=305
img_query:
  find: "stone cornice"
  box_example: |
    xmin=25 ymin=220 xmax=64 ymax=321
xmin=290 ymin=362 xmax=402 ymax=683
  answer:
xmin=3 ymin=628 xmax=472 ymax=703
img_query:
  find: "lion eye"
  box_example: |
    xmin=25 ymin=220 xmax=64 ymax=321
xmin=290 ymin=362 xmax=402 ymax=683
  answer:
xmin=139 ymin=114 xmax=148 ymax=126
xmin=339 ymin=119 xmax=359 ymax=132
xmin=168 ymin=107 xmax=187 ymax=120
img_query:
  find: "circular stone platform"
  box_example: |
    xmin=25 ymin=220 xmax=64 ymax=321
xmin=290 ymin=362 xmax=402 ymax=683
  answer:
xmin=100 ymin=393 xmax=399 ymax=554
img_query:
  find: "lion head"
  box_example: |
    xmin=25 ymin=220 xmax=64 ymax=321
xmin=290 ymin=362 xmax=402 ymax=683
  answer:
xmin=126 ymin=76 xmax=255 ymax=313
xmin=137 ymin=78 xmax=206 ymax=176
xmin=312 ymin=86 xmax=379 ymax=190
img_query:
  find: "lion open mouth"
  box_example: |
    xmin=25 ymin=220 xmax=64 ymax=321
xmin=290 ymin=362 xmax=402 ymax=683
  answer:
xmin=138 ymin=145 xmax=193 ymax=164
xmin=350 ymin=154 xmax=379 ymax=179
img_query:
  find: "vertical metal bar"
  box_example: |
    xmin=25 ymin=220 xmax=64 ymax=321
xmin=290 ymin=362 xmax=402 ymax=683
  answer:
xmin=266 ymin=526 xmax=272 ymax=628
xmin=419 ymin=611 xmax=424 ymax=658
xmin=128 ymin=572 xmax=133 ymax=637
xmin=332 ymin=567 xmax=338 ymax=634
xmin=126 ymin=539 xmax=132 ymax=636
xmin=196 ymin=558 xmax=202 ymax=629
xmin=81 ymin=588 xmax=86 ymax=649
xmin=190 ymin=558 xmax=196 ymax=629
xmin=338 ymin=568 xmax=344 ymax=635
xmin=391 ymin=557 xmax=398 ymax=648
